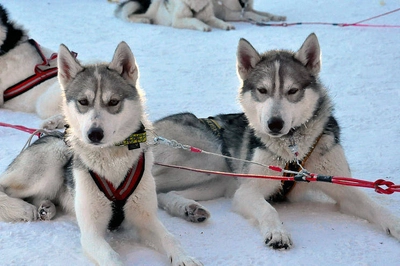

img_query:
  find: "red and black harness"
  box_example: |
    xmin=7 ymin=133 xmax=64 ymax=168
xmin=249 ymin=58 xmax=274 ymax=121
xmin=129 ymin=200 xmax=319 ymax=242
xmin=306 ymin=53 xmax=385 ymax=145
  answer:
xmin=87 ymin=125 xmax=147 ymax=231
xmin=90 ymin=152 xmax=145 ymax=231
xmin=3 ymin=39 xmax=76 ymax=102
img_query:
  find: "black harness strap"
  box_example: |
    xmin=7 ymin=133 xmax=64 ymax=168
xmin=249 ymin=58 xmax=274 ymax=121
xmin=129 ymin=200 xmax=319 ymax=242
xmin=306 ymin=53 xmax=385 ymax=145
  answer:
xmin=199 ymin=117 xmax=236 ymax=171
xmin=268 ymin=162 xmax=299 ymax=202
xmin=269 ymin=134 xmax=323 ymax=202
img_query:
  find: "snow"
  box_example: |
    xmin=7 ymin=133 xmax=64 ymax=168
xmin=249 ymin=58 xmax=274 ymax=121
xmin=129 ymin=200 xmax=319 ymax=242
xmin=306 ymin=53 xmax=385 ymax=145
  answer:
xmin=1 ymin=0 xmax=400 ymax=265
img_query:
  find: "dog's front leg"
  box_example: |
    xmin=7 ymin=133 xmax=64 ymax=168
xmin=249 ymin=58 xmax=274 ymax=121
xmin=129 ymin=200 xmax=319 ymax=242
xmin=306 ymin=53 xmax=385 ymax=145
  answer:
xmin=308 ymin=144 xmax=400 ymax=241
xmin=74 ymin=173 xmax=123 ymax=266
xmin=132 ymin=215 xmax=202 ymax=266
xmin=197 ymin=6 xmax=235 ymax=30
xmin=232 ymin=178 xmax=293 ymax=249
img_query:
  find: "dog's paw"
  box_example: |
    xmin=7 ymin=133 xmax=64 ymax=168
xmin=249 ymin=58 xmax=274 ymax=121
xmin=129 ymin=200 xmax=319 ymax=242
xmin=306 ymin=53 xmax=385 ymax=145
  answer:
xmin=1 ymin=198 xmax=38 ymax=222
xmin=40 ymin=114 xmax=65 ymax=130
xmin=184 ymin=203 xmax=210 ymax=223
xmin=130 ymin=17 xmax=152 ymax=24
xmin=170 ymin=254 xmax=203 ymax=266
xmin=264 ymin=230 xmax=292 ymax=250
xmin=38 ymin=200 xmax=56 ymax=221
xmin=222 ymin=23 xmax=235 ymax=31
xmin=202 ymin=26 xmax=212 ymax=32
xmin=384 ymin=218 xmax=400 ymax=241
xmin=270 ymin=15 xmax=286 ymax=22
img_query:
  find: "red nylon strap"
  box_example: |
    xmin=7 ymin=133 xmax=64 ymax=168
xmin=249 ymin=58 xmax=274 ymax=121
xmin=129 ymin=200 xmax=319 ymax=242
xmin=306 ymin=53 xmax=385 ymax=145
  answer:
xmin=0 ymin=122 xmax=40 ymax=137
xmin=3 ymin=39 xmax=77 ymax=101
xmin=89 ymin=153 xmax=145 ymax=201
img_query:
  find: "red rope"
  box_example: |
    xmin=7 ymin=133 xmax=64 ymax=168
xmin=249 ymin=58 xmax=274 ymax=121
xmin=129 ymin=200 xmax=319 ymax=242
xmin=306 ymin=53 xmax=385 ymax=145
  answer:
xmin=352 ymin=8 xmax=400 ymax=24
xmin=2 ymin=121 xmax=400 ymax=194
xmin=0 ymin=122 xmax=40 ymax=137
xmin=154 ymin=162 xmax=400 ymax=195
xmin=251 ymin=8 xmax=400 ymax=28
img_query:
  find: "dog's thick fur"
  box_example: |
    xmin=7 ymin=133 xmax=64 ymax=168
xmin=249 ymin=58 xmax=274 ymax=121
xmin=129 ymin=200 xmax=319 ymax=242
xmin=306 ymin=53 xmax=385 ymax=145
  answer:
xmin=152 ymin=33 xmax=400 ymax=249
xmin=0 ymin=42 xmax=201 ymax=265
xmin=115 ymin=0 xmax=235 ymax=31
xmin=212 ymin=0 xmax=286 ymax=22
xmin=0 ymin=4 xmax=62 ymax=119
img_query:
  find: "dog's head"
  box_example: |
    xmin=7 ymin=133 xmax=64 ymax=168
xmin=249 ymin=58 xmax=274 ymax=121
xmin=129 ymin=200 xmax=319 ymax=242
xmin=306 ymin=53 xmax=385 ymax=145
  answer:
xmin=58 ymin=41 xmax=144 ymax=147
xmin=237 ymin=33 xmax=326 ymax=138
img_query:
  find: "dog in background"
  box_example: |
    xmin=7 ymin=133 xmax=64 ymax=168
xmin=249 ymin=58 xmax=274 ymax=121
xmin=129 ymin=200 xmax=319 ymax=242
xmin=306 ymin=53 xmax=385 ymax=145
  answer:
xmin=0 ymin=41 xmax=201 ymax=266
xmin=212 ymin=0 xmax=286 ymax=22
xmin=114 ymin=0 xmax=235 ymax=31
xmin=151 ymin=33 xmax=400 ymax=249
xmin=0 ymin=4 xmax=62 ymax=120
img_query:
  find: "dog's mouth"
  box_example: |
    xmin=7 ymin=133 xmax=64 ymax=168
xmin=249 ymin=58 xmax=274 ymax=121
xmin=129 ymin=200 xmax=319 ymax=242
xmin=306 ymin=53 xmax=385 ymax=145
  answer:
xmin=266 ymin=131 xmax=286 ymax=138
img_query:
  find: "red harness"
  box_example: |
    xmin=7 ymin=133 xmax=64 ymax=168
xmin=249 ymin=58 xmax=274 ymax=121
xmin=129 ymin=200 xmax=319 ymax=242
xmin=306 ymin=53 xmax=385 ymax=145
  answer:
xmin=89 ymin=152 xmax=145 ymax=202
xmin=89 ymin=152 xmax=145 ymax=231
xmin=3 ymin=39 xmax=76 ymax=101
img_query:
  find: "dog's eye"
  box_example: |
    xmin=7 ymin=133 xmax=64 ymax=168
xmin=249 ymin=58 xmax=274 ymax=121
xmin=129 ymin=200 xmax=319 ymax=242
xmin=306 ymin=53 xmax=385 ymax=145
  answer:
xmin=257 ymin=88 xmax=267 ymax=94
xmin=78 ymin=99 xmax=89 ymax=106
xmin=287 ymin=88 xmax=299 ymax=95
xmin=108 ymin=99 xmax=120 ymax=107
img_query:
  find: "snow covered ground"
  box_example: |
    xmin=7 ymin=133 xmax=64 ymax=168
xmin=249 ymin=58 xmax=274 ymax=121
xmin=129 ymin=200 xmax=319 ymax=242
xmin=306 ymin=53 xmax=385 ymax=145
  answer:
xmin=0 ymin=0 xmax=400 ymax=265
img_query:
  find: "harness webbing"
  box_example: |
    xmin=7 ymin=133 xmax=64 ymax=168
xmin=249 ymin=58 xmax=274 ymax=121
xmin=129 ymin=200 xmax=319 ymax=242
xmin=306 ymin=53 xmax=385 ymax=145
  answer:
xmin=89 ymin=152 xmax=145 ymax=201
xmin=269 ymin=134 xmax=323 ymax=202
xmin=3 ymin=39 xmax=77 ymax=102
xmin=89 ymin=152 xmax=145 ymax=230
xmin=199 ymin=117 xmax=223 ymax=138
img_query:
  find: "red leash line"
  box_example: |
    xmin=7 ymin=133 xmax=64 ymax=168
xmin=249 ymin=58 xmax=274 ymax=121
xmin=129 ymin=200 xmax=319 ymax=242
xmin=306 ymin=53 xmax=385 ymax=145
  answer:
xmin=352 ymin=7 xmax=400 ymax=24
xmin=2 ymin=122 xmax=399 ymax=194
xmin=154 ymin=162 xmax=400 ymax=194
xmin=0 ymin=122 xmax=40 ymax=136
xmin=251 ymin=8 xmax=400 ymax=28
xmin=154 ymin=162 xmax=294 ymax=181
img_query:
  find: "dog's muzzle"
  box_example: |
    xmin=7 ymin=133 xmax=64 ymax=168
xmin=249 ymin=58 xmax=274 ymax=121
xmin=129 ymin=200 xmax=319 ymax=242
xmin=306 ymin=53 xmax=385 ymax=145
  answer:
xmin=87 ymin=127 xmax=104 ymax=143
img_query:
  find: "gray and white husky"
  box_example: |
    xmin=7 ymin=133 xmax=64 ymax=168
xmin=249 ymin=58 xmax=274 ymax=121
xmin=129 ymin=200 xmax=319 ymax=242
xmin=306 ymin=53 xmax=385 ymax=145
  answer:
xmin=0 ymin=42 xmax=201 ymax=265
xmin=115 ymin=0 xmax=235 ymax=31
xmin=152 ymin=33 xmax=400 ymax=249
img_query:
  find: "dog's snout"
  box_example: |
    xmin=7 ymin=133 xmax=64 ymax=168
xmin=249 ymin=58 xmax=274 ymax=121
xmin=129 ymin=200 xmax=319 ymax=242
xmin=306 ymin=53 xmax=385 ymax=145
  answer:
xmin=88 ymin=127 xmax=104 ymax=143
xmin=267 ymin=117 xmax=284 ymax=133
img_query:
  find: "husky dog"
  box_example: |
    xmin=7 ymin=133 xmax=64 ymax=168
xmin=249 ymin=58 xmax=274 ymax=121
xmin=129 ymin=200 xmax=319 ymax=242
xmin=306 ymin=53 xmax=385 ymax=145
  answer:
xmin=212 ymin=0 xmax=286 ymax=23
xmin=0 ymin=42 xmax=201 ymax=265
xmin=152 ymin=33 xmax=400 ymax=249
xmin=0 ymin=4 xmax=62 ymax=119
xmin=115 ymin=0 xmax=235 ymax=31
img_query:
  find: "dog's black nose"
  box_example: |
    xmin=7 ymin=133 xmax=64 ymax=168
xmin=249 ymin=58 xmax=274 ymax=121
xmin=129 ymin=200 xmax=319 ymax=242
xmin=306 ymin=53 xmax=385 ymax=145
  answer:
xmin=267 ymin=117 xmax=284 ymax=133
xmin=88 ymin=127 xmax=104 ymax=143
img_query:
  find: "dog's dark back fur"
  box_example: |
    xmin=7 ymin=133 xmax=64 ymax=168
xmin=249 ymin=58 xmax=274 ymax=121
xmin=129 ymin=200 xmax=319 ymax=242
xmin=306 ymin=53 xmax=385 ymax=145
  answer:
xmin=116 ymin=0 xmax=151 ymax=15
xmin=0 ymin=4 xmax=28 ymax=55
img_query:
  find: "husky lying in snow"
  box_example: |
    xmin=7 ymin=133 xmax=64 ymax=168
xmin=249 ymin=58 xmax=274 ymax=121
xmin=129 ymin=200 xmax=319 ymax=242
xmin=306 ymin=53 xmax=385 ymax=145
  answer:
xmin=212 ymin=0 xmax=286 ymax=23
xmin=0 ymin=42 xmax=201 ymax=265
xmin=151 ymin=33 xmax=400 ymax=249
xmin=0 ymin=4 xmax=62 ymax=119
xmin=115 ymin=0 xmax=235 ymax=31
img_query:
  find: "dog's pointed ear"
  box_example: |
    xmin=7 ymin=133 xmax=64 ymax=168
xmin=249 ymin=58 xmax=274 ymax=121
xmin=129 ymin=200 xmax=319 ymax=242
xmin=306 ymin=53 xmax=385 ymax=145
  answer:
xmin=58 ymin=44 xmax=83 ymax=89
xmin=236 ymin=38 xmax=261 ymax=80
xmin=294 ymin=33 xmax=321 ymax=75
xmin=109 ymin=41 xmax=138 ymax=85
